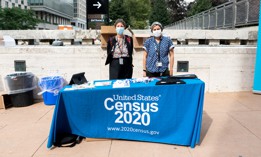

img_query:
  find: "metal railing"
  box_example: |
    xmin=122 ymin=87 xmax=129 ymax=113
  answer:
xmin=165 ymin=0 xmax=260 ymax=29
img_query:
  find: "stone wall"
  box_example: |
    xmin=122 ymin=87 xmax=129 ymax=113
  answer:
xmin=0 ymin=27 xmax=258 ymax=46
xmin=0 ymin=27 xmax=258 ymax=98
xmin=0 ymin=45 xmax=256 ymax=95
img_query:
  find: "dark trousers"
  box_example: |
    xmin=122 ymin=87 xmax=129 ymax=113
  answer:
xmin=146 ymin=69 xmax=170 ymax=78
xmin=109 ymin=58 xmax=133 ymax=80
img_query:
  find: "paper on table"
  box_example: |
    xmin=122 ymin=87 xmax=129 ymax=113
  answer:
xmin=64 ymin=82 xmax=94 ymax=91
xmin=112 ymin=80 xmax=130 ymax=88
xmin=94 ymin=81 xmax=112 ymax=86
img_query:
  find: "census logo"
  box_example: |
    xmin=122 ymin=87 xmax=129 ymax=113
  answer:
xmin=104 ymin=94 xmax=161 ymax=126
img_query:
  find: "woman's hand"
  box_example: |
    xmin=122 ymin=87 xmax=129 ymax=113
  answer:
xmin=143 ymin=71 xmax=147 ymax=77
xmin=169 ymin=69 xmax=173 ymax=76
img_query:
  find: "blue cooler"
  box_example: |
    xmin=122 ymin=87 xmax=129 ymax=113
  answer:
xmin=38 ymin=76 xmax=64 ymax=105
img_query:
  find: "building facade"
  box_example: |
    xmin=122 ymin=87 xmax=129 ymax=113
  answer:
xmin=1 ymin=0 xmax=87 ymax=30
xmin=0 ymin=0 xmax=30 ymax=9
xmin=71 ymin=0 xmax=86 ymax=29
xmin=28 ymin=0 xmax=74 ymax=30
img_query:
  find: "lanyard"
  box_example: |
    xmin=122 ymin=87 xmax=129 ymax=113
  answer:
xmin=154 ymin=39 xmax=161 ymax=62
xmin=116 ymin=37 xmax=125 ymax=55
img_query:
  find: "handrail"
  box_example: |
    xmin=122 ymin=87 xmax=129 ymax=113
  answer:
xmin=165 ymin=0 xmax=259 ymax=29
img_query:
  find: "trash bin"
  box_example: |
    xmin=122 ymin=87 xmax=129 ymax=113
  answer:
xmin=4 ymin=72 xmax=36 ymax=107
xmin=38 ymin=76 xmax=64 ymax=105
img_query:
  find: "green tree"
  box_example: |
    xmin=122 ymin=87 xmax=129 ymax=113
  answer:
xmin=166 ymin=0 xmax=187 ymax=23
xmin=109 ymin=0 xmax=130 ymax=26
xmin=149 ymin=0 xmax=171 ymax=27
xmin=88 ymin=22 xmax=97 ymax=29
xmin=0 ymin=8 xmax=40 ymax=30
xmin=125 ymin=0 xmax=151 ymax=29
xmin=211 ymin=0 xmax=228 ymax=7
xmin=187 ymin=0 xmax=212 ymax=16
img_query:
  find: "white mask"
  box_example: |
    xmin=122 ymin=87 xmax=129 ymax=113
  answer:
xmin=153 ymin=30 xmax=162 ymax=37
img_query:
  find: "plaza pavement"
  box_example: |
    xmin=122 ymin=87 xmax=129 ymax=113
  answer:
xmin=0 ymin=91 xmax=261 ymax=157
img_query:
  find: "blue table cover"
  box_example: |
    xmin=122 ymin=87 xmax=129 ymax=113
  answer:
xmin=47 ymin=78 xmax=205 ymax=148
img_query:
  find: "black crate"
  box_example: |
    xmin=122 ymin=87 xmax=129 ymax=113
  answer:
xmin=9 ymin=90 xmax=34 ymax=107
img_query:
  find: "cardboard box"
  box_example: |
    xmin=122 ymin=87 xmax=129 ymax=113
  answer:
xmin=101 ymin=26 xmax=116 ymax=34
xmin=100 ymin=26 xmax=116 ymax=48
xmin=133 ymin=34 xmax=150 ymax=49
xmin=0 ymin=93 xmax=4 ymax=109
xmin=0 ymin=92 xmax=13 ymax=109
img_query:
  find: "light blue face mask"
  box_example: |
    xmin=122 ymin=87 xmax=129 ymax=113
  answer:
xmin=116 ymin=27 xmax=125 ymax=35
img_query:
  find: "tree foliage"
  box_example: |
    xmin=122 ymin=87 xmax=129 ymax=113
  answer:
xmin=187 ymin=0 xmax=212 ymax=16
xmin=0 ymin=8 xmax=40 ymax=30
xmin=149 ymin=0 xmax=171 ymax=27
xmin=166 ymin=0 xmax=187 ymax=23
xmin=108 ymin=0 xmax=225 ymax=28
xmin=211 ymin=0 xmax=228 ymax=7
xmin=109 ymin=0 xmax=130 ymax=26
xmin=125 ymin=0 xmax=151 ymax=29
xmin=109 ymin=0 xmax=151 ymax=29
xmin=187 ymin=0 xmax=228 ymax=17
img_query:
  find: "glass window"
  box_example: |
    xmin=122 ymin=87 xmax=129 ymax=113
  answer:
xmin=41 ymin=12 xmax=43 ymax=20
